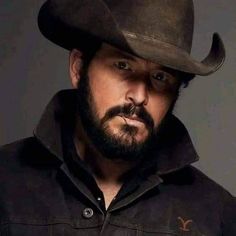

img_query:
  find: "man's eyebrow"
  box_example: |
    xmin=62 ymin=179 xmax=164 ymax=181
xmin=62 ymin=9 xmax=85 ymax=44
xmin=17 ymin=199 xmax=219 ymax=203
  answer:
xmin=110 ymin=50 xmax=138 ymax=62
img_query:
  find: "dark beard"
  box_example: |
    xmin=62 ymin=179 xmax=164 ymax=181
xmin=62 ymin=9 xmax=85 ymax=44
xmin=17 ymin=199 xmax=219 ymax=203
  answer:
xmin=76 ymin=72 xmax=176 ymax=162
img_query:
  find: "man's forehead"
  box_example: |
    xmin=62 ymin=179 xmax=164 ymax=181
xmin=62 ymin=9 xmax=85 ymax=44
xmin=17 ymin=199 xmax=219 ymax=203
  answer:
xmin=99 ymin=43 xmax=138 ymax=61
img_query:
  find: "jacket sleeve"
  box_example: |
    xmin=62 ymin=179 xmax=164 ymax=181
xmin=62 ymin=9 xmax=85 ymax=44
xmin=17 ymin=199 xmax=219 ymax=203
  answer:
xmin=222 ymin=193 xmax=236 ymax=235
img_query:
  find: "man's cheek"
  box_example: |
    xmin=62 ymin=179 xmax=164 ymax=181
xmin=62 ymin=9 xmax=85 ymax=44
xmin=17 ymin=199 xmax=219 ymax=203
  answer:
xmin=103 ymin=116 xmax=124 ymax=135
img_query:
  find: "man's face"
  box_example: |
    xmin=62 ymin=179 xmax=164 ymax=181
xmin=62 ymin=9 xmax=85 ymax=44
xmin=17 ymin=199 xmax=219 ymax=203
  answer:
xmin=71 ymin=43 xmax=181 ymax=161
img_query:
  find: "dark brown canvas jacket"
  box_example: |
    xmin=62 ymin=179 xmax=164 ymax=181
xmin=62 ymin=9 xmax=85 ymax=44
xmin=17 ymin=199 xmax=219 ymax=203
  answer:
xmin=0 ymin=90 xmax=235 ymax=236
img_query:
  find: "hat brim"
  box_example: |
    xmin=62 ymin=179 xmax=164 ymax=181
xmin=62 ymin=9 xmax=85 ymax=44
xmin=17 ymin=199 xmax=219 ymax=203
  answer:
xmin=38 ymin=0 xmax=225 ymax=76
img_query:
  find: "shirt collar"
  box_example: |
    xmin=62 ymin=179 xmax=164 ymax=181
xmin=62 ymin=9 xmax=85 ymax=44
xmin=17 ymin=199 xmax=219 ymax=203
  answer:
xmin=34 ymin=89 xmax=199 ymax=175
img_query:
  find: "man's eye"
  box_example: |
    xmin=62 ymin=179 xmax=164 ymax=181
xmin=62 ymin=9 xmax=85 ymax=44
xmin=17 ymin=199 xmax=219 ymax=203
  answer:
xmin=151 ymin=72 xmax=168 ymax=82
xmin=114 ymin=61 xmax=132 ymax=71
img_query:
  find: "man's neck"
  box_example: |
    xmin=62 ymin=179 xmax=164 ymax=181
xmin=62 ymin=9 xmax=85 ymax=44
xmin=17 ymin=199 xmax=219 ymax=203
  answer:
xmin=73 ymin=125 xmax=135 ymax=184
xmin=73 ymin=119 xmax=138 ymax=209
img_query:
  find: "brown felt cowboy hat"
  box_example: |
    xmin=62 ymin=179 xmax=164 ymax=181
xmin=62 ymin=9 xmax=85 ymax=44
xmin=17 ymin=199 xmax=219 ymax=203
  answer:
xmin=38 ymin=0 xmax=225 ymax=75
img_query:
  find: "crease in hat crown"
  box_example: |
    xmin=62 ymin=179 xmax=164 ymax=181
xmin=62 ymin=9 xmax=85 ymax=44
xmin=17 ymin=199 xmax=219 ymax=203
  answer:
xmin=38 ymin=0 xmax=225 ymax=76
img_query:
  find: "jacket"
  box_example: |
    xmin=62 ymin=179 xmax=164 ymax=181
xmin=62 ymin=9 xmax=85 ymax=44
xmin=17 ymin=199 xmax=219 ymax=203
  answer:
xmin=0 ymin=90 xmax=235 ymax=236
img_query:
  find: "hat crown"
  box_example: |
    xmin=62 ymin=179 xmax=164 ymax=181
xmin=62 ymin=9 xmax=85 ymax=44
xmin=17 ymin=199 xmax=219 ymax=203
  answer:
xmin=104 ymin=0 xmax=194 ymax=53
xmin=38 ymin=0 xmax=225 ymax=75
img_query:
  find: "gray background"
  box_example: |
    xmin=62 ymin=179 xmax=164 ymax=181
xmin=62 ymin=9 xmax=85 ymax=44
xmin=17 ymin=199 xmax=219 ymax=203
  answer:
xmin=0 ymin=1 xmax=235 ymax=195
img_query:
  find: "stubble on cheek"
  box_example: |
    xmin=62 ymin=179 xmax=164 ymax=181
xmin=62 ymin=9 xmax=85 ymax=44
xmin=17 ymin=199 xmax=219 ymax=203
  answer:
xmin=103 ymin=116 xmax=124 ymax=136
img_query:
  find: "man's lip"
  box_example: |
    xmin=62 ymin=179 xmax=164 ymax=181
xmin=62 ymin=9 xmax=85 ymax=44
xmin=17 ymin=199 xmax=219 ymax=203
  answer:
xmin=122 ymin=115 xmax=145 ymax=124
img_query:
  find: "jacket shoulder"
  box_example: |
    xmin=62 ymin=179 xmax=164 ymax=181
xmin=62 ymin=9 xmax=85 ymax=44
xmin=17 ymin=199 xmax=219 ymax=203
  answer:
xmin=0 ymin=137 xmax=60 ymax=178
xmin=1 ymin=137 xmax=38 ymax=156
xmin=162 ymin=165 xmax=235 ymax=203
xmin=0 ymin=137 xmax=37 ymax=165
xmin=190 ymin=166 xmax=235 ymax=197
xmin=190 ymin=167 xmax=236 ymax=234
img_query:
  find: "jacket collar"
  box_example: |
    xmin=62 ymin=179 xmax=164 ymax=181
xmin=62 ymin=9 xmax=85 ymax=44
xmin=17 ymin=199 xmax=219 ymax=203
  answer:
xmin=34 ymin=89 xmax=199 ymax=175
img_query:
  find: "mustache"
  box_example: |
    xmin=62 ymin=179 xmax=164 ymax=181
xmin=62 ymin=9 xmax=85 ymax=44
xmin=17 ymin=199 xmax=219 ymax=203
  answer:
xmin=100 ymin=104 xmax=154 ymax=129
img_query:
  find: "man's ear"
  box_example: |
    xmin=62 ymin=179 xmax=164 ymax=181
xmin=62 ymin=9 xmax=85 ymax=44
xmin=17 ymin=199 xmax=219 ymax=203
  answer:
xmin=69 ymin=49 xmax=83 ymax=88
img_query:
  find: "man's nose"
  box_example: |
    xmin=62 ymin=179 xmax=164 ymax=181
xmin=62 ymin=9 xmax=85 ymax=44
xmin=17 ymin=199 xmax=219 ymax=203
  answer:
xmin=125 ymin=79 xmax=149 ymax=106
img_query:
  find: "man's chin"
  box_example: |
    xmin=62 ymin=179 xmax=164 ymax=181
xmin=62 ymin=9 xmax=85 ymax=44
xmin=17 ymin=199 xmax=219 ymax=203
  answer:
xmin=106 ymin=124 xmax=150 ymax=145
xmin=110 ymin=136 xmax=140 ymax=149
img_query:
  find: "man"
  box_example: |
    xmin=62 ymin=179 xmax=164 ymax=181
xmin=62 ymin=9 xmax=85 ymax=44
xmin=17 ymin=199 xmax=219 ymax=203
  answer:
xmin=0 ymin=0 xmax=235 ymax=235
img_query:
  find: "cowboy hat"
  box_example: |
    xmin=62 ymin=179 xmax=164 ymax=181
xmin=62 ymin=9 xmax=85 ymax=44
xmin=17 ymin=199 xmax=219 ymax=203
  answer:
xmin=38 ymin=0 xmax=225 ymax=75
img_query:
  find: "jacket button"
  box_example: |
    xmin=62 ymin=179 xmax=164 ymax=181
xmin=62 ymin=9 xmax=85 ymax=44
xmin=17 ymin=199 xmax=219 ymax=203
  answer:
xmin=82 ymin=208 xmax=94 ymax=219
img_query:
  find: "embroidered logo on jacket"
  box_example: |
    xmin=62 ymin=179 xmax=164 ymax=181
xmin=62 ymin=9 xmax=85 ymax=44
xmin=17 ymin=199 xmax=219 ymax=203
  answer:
xmin=177 ymin=217 xmax=193 ymax=232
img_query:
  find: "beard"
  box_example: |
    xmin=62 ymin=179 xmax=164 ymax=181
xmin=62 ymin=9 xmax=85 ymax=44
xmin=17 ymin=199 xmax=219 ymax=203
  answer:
xmin=76 ymin=70 xmax=176 ymax=163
